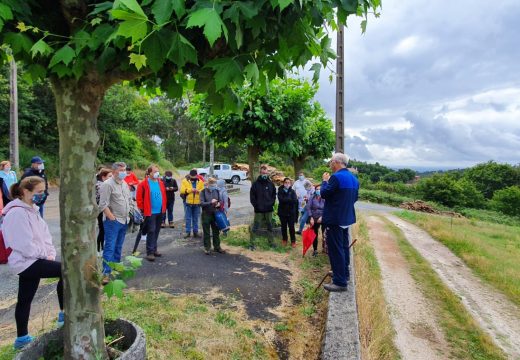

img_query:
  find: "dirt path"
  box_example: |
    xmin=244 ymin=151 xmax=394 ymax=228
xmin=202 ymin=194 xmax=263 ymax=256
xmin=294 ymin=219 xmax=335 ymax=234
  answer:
xmin=366 ymin=216 xmax=450 ymax=360
xmin=384 ymin=214 xmax=520 ymax=360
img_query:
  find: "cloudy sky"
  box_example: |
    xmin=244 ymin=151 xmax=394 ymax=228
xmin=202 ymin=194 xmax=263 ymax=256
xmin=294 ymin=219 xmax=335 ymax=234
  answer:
xmin=311 ymin=0 xmax=520 ymax=169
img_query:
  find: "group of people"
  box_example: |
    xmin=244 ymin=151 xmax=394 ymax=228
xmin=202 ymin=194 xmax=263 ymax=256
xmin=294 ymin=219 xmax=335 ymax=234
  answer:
xmin=1 ymin=151 xmax=358 ymax=350
xmin=250 ymin=153 xmax=359 ymax=293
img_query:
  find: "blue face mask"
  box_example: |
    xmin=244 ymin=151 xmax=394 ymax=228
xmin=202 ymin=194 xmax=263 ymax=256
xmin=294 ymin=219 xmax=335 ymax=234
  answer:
xmin=208 ymin=185 xmax=217 ymax=191
xmin=165 ymin=176 xmax=172 ymax=180
xmin=261 ymin=175 xmax=268 ymax=180
xmin=32 ymin=193 xmax=47 ymax=206
xmin=118 ymin=171 xmax=127 ymax=180
xmin=299 ymin=175 xmax=304 ymax=181
xmin=315 ymin=190 xmax=321 ymax=197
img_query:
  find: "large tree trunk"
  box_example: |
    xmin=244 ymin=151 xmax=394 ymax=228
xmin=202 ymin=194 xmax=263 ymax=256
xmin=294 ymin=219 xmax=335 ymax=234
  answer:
xmin=247 ymin=145 xmax=260 ymax=182
xmin=51 ymin=73 xmax=108 ymax=360
xmin=293 ymin=156 xmax=306 ymax=179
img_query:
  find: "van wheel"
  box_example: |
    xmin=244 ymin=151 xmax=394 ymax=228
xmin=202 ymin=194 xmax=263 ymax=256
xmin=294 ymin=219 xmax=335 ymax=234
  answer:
xmin=231 ymin=175 xmax=240 ymax=184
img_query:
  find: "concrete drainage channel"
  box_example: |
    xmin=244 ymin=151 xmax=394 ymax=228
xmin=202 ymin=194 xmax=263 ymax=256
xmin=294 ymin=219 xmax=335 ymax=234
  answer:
xmin=321 ymin=244 xmax=361 ymax=360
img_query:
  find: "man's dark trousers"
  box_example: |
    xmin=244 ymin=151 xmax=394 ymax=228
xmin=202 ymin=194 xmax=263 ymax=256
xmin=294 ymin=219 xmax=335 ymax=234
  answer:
xmin=325 ymin=225 xmax=350 ymax=287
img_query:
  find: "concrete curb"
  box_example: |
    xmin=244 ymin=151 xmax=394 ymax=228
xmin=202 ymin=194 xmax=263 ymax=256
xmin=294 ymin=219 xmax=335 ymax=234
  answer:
xmin=321 ymin=235 xmax=361 ymax=360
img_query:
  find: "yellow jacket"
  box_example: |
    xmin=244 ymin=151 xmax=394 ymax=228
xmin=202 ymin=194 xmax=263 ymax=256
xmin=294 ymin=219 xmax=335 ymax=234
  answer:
xmin=180 ymin=177 xmax=204 ymax=205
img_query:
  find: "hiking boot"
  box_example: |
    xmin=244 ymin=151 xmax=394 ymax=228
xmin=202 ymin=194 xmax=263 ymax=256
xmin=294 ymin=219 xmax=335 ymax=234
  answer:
xmin=146 ymin=254 xmax=155 ymax=262
xmin=193 ymin=232 xmax=200 ymax=238
xmin=14 ymin=335 xmax=34 ymax=350
xmin=204 ymin=249 xmax=211 ymax=255
xmin=170 ymin=224 xmax=175 ymax=228
xmin=184 ymin=233 xmax=191 ymax=239
xmin=312 ymin=250 xmax=318 ymax=257
xmin=248 ymin=245 xmax=256 ymax=251
xmin=57 ymin=311 xmax=65 ymax=328
xmin=282 ymin=240 xmax=288 ymax=247
xmin=214 ymin=248 xmax=226 ymax=254
xmin=154 ymin=252 xmax=162 ymax=257
xmin=323 ymin=283 xmax=348 ymax=292
xmin=102 ymin=276 xmax=110 ymax=286
xmin=161 ymin=223 xmax=166 ymax=228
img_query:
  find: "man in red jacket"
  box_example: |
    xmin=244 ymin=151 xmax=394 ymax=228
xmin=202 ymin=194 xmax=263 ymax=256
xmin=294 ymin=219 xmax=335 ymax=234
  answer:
xmin=136 ymin=164 xmax=167 ymax=261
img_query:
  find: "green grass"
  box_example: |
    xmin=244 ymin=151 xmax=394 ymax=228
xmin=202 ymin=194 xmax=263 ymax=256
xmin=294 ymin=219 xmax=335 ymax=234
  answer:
xmin=383 ymin=217 xmax=506 ymax=360
xmin=221 ymin=225 xmax=292 ymax=254
xmin=359 ymin=188 xmax=414 ymax=206
xmin=456 ymin=207 xmax=520 ymax=226
xmin=353 ymin=218 xmax=401 ymax=360
xmin=396 ymin=210 xmax=520 ymax=306
xmin=0 ymin=344 xmax=17 ymax=360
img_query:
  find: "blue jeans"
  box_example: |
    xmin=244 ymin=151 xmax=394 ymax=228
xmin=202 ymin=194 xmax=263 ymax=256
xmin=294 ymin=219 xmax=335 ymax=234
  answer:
xmin=38 ymin=204 xmax=44 ymax=218
xmin=298 ymin=208 xmax=309 ymax=232
xmin=184 ymin=204 xmax=201 ymax=234
xmin=325 ymin=225 xmax=350 ymax=287
xmin=162 ymin=200 xmax=174 ymax=223
xmin=103 ymin=220 xmax=128 ymax=274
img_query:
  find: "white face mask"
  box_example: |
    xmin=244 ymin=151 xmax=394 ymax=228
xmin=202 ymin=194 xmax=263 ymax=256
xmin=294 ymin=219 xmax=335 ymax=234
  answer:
xmin=153 ymin=171 xmax=160 ymax=179
xmin=3 ymin=166 xmax=11 ymax=172
xmin=37 ymin=163 xmax=45 ymax=170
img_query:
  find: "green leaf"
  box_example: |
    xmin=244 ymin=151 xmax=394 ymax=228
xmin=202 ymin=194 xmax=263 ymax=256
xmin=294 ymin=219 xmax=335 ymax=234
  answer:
xmin=49 ymin=45 xmax=76 ymax=68
xmin=167 ymin=32 xmax=198 ymax=68
xmin=51 ymin=64 xmax=73 ymax=78
xmin=3 ymin=32 xmax=33 ymax=54
xmin=30 ymin=39 xmax=53 ymax=58
xmin=205 ymin=58 xmax=242 ymax=91
xmin=125 ymin=255 xmax=143 ymax=269
xmin=129 ymin=52 xmax=147 ymax=70
xmin=142 ymin=29 xmax=172 ymax=72
xmin=115 ymin=12 xmax=148 ymax=42
xmin=23 ymin=64 xmax=46 ymax=83
xmin=310 ymin=63 xmax=321 ymax=82
xmin=103 ymin=279 xmax=127 ymax=299
xmin=90 ymin=24 xmax=115 ymax=49
xmin=72 ymin=30 xmax=91 ymax=51
xmin=277 ymin=0 xmax=293 ymax=12
xmin=244 ymin=63 xmax=259 ymax=82
xmin=360 ymin=19 xmax=367 ymax=34
xmin=151 ymin=0 xmax=174 ymax=25
xmin=118 ymin=0 xmax=146 ymax=17
xmin=186 ymin=7 xmax=228 ymax=47
xmin=172 ymin=0 xmax=186 ymax=19
xmin=0 ymin=3 xmax=13 ymax=20
xmin=89 ymin=1 xmax=113 ymax=16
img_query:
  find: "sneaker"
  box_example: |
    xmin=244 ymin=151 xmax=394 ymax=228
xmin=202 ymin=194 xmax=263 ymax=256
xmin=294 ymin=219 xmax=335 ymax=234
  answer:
xmin=57 ymin=311 xmax=65 ymax=327
xmin=214 ymin=248 xmax=226 ymax=254
xmin=170 ymin=224 xmax=175 ymax=228
xmin=204 ymin=249 xmax=211 ymax=255
xmin=161 ymin=223 xmax=166 ymax=228
xmin=248 ymin=245 xmax=256 ymax=251
xmin=184 ymin=233 xmax=191 ymax=239
xmin=323 ymin=283 xmax=348 ymax=292
xmin=146 ymin=254 xmax=155 ymax=262
xmin=291 ymin=242 xmax=297 ymax=248
xmin=154 ymin=252 xmax=162 ymax=257
xmin=312 ymin=250 xmax=318 ymax=257
xmin=14 ymin=335 xmax=34 ymax=350
xmin=282 ymin=240 xmax=288 ymax=247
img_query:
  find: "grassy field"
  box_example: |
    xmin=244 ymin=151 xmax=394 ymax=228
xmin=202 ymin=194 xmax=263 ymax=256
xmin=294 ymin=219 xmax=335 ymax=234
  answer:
xmin=383 ymin=217 xmax=506 ymax=360
xmin=352 ymin=218 xmax=401 ymax=360
xmin=396 ymin=210 xmax=520 ymax=306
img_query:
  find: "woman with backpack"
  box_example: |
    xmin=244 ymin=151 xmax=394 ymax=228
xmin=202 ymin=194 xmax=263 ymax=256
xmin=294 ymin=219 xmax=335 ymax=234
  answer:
xmin=2 ymin=176 xmax=64 ymax=350
xmin=306 ymin=185 xmax=327 ymax=256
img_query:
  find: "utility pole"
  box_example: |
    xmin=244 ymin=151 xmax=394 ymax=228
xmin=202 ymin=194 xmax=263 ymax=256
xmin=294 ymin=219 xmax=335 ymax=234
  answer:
xmin=9 ymin=58 xmax=19 ymax=169
xmin=209 ymin=139 xmax=214 ymax=177
xmin=335 ymin=25 xmax=345 ymax=154
xmin=202 ymin=136 xmax=206 ymax=164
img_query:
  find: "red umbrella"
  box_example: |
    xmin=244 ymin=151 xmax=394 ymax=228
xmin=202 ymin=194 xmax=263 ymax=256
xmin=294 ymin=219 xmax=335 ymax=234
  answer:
xmin=302 ymin=227 xmax=316 ymax=257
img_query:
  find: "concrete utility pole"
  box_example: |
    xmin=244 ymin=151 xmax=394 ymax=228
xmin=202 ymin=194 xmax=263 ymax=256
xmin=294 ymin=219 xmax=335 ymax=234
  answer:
xmin=9 ymin=59 xmax=19 ymax=169
xmin=208 ymin=139 xmax=214 ymax=177
xmin=335 ymin=25 xmax=345 ymax=154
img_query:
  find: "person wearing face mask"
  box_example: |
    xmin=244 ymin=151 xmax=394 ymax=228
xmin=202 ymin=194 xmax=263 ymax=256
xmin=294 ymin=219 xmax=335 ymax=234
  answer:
xmin=200 ymin=177 xmax=226 ymax=255
xmin=0 ymin=160 xmax=18 ymax=189
xmin=21 ymin=156 xmax=49 ymax=218
xmin=136 ymin=164 xmax=167 ymax=261
xmin=306 ymin=185 xmax=326 ymax=256
xmin=293 ymin=172 xmax=312 ymax=234
xmin=277 ymin=177 xmax=298 ymax=247
xmin=249 ymin=165 xmax=276 ymax=250
xmin=99 ymin=162 xmax=136 ymax=281
xmin=2 ymin=176 xmax=64 ymax=350
xmin=162 ymin=170 xmax=178 ymax=228
xmin=180 ymin=169 xmax=204 ymax=238
xmin=95 ymin=168 xmax=113 ymax=252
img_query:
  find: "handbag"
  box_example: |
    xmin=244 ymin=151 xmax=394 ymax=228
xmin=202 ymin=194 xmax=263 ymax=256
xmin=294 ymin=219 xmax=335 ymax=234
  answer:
xmin=131 ymin=209 xmax=144 ymax=225
xmin=214 ymin=210 xmax=230 ymax=232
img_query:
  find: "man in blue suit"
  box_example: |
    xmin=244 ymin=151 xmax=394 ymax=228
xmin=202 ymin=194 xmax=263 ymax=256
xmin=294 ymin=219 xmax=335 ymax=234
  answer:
xmin=320 ymin=153 xmax=359 ymax=292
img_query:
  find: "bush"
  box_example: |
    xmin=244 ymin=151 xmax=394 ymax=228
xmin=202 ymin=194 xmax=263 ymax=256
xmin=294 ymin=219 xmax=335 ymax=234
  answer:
xmin=417 ymin=174 xmax=462 ymax=207
xmin=490 ymin=186 xmax=520 ymax=217
xmin=366 ymin=181 xmax=416 ymax=197
xmin=463 ymin=161 xmax=520 ymax=199
xmin=19 ymin=145 xmax=59 ymax=183
xmin=358 ymin=189 xmax=413 ymax=207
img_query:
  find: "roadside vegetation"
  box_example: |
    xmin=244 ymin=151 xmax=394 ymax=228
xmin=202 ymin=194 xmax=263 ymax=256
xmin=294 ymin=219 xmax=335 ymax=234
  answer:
xmin=383 ymin=217 xmax=507 ymax=359
xmin=396 ymin=211 xmax=520 ymax=306
xmin=352 ymin=218 xmax=400 ymax=360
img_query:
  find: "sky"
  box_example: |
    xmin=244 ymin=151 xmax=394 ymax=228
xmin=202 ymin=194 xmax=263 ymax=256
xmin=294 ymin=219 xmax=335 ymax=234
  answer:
xmin=308 ymin=0 xmax=520 ymax=169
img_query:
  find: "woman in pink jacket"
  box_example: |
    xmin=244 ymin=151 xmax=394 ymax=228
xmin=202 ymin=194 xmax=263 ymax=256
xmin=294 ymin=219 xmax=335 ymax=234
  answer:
xmin=2 ymin=176 xmax=63 ymax=350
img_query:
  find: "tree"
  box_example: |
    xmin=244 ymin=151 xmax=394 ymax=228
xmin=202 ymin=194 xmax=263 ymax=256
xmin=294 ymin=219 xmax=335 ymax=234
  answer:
xmin=463 ymin=161 xmax=520 ymax=199
xmin=417 ymin=173 xmax=462 ymax=208
xmin=192 ymin=78 xmax=315 ymax=180
xmin=0 ymin=0 xmax=380 ymax=358
xmin=287 ymin=102 xmax=335 ymax=178
xmin=491 ymin=186 xmax=520 ymax=217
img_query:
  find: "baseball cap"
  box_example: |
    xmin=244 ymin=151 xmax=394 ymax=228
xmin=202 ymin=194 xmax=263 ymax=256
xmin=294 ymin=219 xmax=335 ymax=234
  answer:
xmin=189 ymin=169 xmax=197 ymax=177
xmin=31 ymin=156 xmax=44 ymax=164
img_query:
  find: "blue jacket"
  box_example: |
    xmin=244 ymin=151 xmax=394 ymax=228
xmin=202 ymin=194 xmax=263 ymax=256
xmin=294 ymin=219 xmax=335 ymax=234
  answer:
xmin=320 ymin=168 xmax=359 ymax=226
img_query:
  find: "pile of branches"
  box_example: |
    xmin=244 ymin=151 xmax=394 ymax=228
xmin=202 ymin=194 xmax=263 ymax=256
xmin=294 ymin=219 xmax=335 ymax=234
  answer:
xmin=399 ymin=200 xmax=464 ymax=218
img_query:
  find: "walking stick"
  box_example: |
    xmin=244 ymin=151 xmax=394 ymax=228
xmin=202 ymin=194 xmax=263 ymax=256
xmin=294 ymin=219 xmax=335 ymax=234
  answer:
xmin=314 ymin=238 xmax=358 ymax=293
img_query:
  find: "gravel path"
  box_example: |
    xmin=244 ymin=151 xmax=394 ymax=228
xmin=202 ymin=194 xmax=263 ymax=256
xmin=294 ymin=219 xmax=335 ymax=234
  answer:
xmin=385 ymin=214 xmax=520 ymax=360
xmin=366 ymin=215 xmax=450 ymax=360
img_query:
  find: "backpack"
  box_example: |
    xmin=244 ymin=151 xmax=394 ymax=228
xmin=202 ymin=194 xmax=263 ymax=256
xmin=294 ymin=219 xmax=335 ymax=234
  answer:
xmin=0 ymin=230 xmax=12 ymax=264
